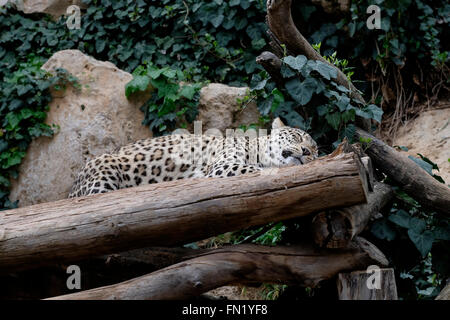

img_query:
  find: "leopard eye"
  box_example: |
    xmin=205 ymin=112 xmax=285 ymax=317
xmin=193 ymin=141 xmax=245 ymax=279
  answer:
xmin=282 ymin=150 xmax=293 ymax=158
xmin=301 ymin=147 xmax=311 ymax=156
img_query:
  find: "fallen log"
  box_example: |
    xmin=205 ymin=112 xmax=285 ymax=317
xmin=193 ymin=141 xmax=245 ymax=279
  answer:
xmin=311 ymin=182 xmax=394 ymax=248
xmin=0 ymin=246 xmax=198 ymax=300
xmin=337 ymin=268 xmax=398 ymax=300
xmin=0 ymin=152 xmax=368 ymax=273
xmin=355 ymin=128 xmax=450 ymax=215
xmin=46 ymin=238 xmax=388 ymax=300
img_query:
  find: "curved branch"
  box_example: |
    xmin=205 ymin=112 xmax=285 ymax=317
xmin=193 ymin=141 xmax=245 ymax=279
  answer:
xmin=47 ymin=239 xmax=388 ymax=300
xmin=266 ymin=0 xmax=367 ymax=107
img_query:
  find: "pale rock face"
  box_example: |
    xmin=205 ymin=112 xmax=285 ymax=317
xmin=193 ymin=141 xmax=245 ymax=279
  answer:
xmin=19 ymin=0 xmax=86 ymax=18
xmin=9 ymin=50 xmax=152 ymax=206
xmin=196 ymin=83 xmax=261 ymax=134
xmin=393 ymin=107 xmax=450 ymax=184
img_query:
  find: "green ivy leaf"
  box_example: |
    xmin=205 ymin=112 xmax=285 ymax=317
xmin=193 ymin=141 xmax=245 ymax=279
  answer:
xmin=408 ymin=229 xmax=434 ymax=257
xmin=0 ymin=175 xmax=10 ymax=187
xmin=371 ymin=219 xmax=397 ymax=241
xmin=280 ymin=64 xmax=296 ymax=78
xmin=6 ymin=112 xmax=22 ymax=129
xmin=284 ymin=77 xmax=317 ymax=106
xmin=125 ymin=75 xmax=150 ymax=97
xmin=367 ymin=104 xmax=383 ymax=123
xmin=211 ymin=14 xmax=225 ymax=28
xmin=311 ymin=61 xmax=338 ymax=80
xmin=179 ymin=85 xmax=198 ymax=100
xmin=325 ymin=112 xmax=341 ymax=130
xmin=408 ymin=156 xmax=434 ymax=175
xmin=388 ymin=209 xmax=412 ymax=228
xmin=283 ymin=55 xmax=307 ymax=71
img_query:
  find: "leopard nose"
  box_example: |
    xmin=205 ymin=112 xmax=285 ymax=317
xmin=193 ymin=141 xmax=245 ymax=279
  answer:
xmin=302 ymin=147 xmax=311 ymax=156
xmin=282 ymin=150 xmax=293 ymax=158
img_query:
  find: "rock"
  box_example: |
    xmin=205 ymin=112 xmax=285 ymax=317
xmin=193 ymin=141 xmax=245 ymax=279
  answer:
xmin=197 ymin=83 xmax=261 ymax=133
xmin=436 ymin=282 xmax=450 ymax=300
xmin=392 ymin=106 xmax=450 ymax=184
xmin=19 ymin=0 xmax=86 ymax=18
xmin=9 ymin=50 xmax=152 ymax=207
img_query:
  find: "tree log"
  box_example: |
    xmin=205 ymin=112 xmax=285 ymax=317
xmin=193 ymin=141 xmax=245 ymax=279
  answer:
xmin=337 ymin=268 xmax=398 ymax=300
xmin=355 ymin=128 xmax=450 ymax=215
xmin=311 ymin=182 xmax=393 ymax=248
xmin=0 ymin=152 xmax=368 ymax=273
xmin=0 ymin=247 xmax=199 ymax=300
xmin=46 ymin=238 xmax=388 ymax=300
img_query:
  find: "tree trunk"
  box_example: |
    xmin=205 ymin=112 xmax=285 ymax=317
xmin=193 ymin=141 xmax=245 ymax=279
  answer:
xmin=337 ymin=268 xmax=398 ymax=300
xmin=355 ymin=128 xmax=450 ymax=215
xmin=311 ymin=182 xmax=394 ymax=248
xmin=265 ymin=0 xmax=366 ymax=106
xmin=0 ymin=152 xmax=368 ymax=273
xmin=46 ymin=238 xmax=388 ymax=300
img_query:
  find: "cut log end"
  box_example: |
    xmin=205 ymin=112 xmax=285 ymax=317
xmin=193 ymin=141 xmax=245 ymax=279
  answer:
xmin=337 ymin=268 xmax=398 ymax=300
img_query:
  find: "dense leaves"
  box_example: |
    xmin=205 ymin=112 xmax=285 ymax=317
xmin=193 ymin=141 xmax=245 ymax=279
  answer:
xmin=250 ymin=54 xmax=383 ymax=149
xmin=0 ymin=54 xmax=76 ymax=210
xmin=0 ymin=0 xmax=269 ymax=208
xmin=125 ymin=64 xmax=204 ymax=135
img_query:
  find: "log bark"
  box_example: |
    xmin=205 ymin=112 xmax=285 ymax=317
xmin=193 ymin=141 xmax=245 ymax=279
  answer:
xmin=337 ymin=268 xmax=398 ymax=300
xmin=46 ymin=238 xmax=388 ymax=300
xmin=355 ymin=128 xmax=450 ymax=215
xmin=0 ymin=152 xmax=368 ymax=273
xmin=265 ymin=0 xmax=366 ymax=105
xmin=0 ymin=247 xmax=197 ymax=300
xmin=311 ymin=182 xmax=393 ymax=248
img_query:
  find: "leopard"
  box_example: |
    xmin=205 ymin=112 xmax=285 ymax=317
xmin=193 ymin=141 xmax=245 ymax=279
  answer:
xmin=68 ymin=118 xmax=319 ymax=198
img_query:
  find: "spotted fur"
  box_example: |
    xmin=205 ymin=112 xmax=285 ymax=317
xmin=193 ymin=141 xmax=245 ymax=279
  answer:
xmin=68 ymin=118 xmax=318 ymax=198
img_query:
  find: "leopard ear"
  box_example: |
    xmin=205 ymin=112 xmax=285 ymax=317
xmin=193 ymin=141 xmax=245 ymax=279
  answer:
xmin=272 ymin=117 xmax=285 ymax=129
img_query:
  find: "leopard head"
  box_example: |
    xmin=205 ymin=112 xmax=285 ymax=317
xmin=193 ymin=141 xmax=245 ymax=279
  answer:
xmin=266 ymin=118 xmax=319 ymax=167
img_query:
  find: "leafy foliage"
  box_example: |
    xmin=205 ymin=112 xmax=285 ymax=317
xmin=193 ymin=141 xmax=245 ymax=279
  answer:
xmin=0 ymin=0 xmax=268 ymax=208
xmin=367 ymin=158 xmax=449 ymax=299
xmin=250 ymin=54 xmax=383 ymax=150
xmin=0 ymin=53 xmax=78 ymax=210
xmin=125 ymin=64 xmax=204 ymax=135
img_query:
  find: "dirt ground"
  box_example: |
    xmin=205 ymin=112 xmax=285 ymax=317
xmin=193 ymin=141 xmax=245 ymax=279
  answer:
xmin=392 ymin=103 xmax=450 ymax=184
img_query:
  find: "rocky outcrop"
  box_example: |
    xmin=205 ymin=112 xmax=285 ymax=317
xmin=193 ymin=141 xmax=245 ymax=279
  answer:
xmin=197 ymin=83 xmax=260 ymax=133
xmin=9 ymin=50 xmax=152 ymax=206
xmin=393 ymin=106 xmax=450 ymax=184
xmin=20 ymin=0 xmax=86 ymax=18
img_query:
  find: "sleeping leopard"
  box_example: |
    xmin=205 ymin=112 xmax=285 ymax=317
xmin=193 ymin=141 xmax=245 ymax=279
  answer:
xmin=68 ymin=118 xmax=319 ymax=198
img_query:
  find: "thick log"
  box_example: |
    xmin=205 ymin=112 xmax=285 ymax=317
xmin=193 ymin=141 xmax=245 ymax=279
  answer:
xmin=0 ymin=247 xmax=197 ymax=300
xmin=312 ymin=182 xmax=394 ymax=248
xmin=355 ymin=128 xmax=450 ymax=215
xmin=0 ymin=152 xmax=368 ymax=273
xmin=47 ymin=238 xmax=388 ymax=300
xmin=337 ymin=268 xmax=398 ymax=300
